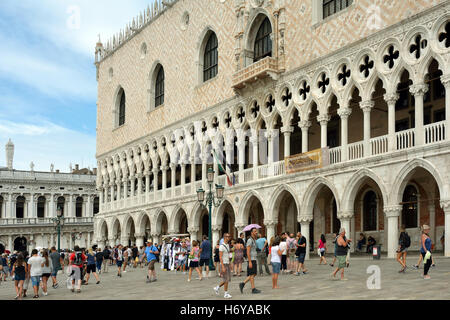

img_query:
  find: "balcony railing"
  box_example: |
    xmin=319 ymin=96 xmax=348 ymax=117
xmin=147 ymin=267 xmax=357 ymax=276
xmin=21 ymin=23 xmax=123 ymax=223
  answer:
xmin=370 ymin=135 xmax=388 ymax=156
xmin=348 ymin=141 xmax=364 ymax=160
xmin=396 ymin=128 xmax=415 ymax=150
xmin=232 ymin=57 xmax=279 ymax=89
xmin=425 ymin=122 xmax=446 ymax=144
xmin=329 ymin=147 xmax=342 ymax=164
xmin=0 ymin=217 xmax=94 ymax=226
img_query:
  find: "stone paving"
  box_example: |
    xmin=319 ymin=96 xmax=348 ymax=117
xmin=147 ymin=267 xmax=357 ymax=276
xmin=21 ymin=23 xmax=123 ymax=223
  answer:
xmin=0 ymin=254 xmax=449 ymax=300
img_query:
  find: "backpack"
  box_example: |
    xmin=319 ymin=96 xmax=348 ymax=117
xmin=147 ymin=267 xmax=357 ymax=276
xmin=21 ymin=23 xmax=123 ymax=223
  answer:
xmin=74 ymin=252 xmax=83 ymax=265
xmin=403 ymin=233 xmax=411 ymax=248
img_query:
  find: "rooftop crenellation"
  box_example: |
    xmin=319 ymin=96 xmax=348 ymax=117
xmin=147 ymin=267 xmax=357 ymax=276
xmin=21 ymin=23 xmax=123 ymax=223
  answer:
xmin=96 ymin=0 xmax=178 ymax=63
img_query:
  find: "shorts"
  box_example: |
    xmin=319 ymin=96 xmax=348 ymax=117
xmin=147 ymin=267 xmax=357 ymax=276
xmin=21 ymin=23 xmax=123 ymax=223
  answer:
xmin=31 ymin=276 xmax=41 ymax=287
xmin=15 ymin=274 xmax=25 ymax=281
xmin=214 ymin=256 xmax=220 ymax=263
xmin=148 ymin=260 xmax=156 ymax=271
xmin=337 ymin=255 xmax=347 ymax=269
xmin=220 ymin=264 xmax=231 ymax=282
xmin=42 ymin=273 xmax=51 ymax=279
xmin=189 ymin=261 xmax=199 ymax=268
xmin=86 ymin=264 xmax=96 ymax=274
xmin=1 ymin=268 xmax=7 ymax=275
xmin=289 ymin=251 xmax=296 ymax=260
xmin=271 ymin=262 xmax=281 ymax=274
xmin=297 ymin=253 xmax=306 ymax=264
xmin=116 ymin=260 xmax=123 ymax=267
xmin=51 ymin=270 xmax=59 ymax=277
xmin=71 ymin=266 xmax=81 ymax=281
xmin=319 ymin=249 xmax=325 ymax=257
xmin=247 ymin=260 xmax=257 ymax=276
xmin=199 ymin=258 xmax=210 ymax=267
xmin=399 ymin=247 xmax=408 ymax=253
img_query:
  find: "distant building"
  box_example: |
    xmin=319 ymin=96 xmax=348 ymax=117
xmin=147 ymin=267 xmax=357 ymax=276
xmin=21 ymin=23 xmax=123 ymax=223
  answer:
xmin=0 ymin=139 xmax=98 ymax=253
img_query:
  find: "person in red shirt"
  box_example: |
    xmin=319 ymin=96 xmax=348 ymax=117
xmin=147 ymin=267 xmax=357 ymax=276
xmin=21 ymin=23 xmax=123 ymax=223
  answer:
xmin=69 ymin=246 xmax=87 ymax=293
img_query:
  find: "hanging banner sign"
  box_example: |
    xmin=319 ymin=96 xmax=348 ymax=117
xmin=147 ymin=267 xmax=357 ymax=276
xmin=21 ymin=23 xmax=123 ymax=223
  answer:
xmin=285 ymin=148 xmax=329 ymax=174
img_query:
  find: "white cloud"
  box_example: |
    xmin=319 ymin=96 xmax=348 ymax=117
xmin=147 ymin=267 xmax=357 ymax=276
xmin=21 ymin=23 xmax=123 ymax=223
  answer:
xmin=0 ymin=119 xmax=96 ymax=172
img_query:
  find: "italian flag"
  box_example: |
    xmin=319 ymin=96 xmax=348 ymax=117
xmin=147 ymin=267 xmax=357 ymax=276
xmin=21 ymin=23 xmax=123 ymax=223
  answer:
xmin=212 ymin=149 xmax=235 ymax=187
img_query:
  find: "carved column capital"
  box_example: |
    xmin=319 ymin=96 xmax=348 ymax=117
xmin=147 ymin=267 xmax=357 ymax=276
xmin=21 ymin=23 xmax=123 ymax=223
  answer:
xmin=440 ymin=74 xmax=450 ymax=88
xmin=384 ymin=93 xmax=399 ymax=105
xmin=280 ymin=126 xmax=294 ymax=135
xmin=187 ymin=227 xmax=199 ymax=233
xmin=384 ymin=205 xmax=402 ymax=218
xmin=440 ymin=199 xmax=450 ymax=212
xmin=337 ymin=108 xmax=352 ymax=119
xmin=299 ymin=120 xmax=311 ymax=129
xmin=360 ymin=100 xmax=375 ymax=113
xmin=298 ymin=215 xmax=313 ymax=223
xmin=263 ymin=219 xmax=278 ymax=227
xmin=409 ymin=83 xmax=429 ymax=96
xmin=337 ymin=211 xmax=354 ymax=220
xmin=317 ymin=114 xmax=331 ymax=125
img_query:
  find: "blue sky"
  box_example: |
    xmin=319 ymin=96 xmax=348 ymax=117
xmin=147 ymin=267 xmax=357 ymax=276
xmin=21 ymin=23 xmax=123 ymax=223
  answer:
xmin=0 ymin=0 xmax=152 ymax=171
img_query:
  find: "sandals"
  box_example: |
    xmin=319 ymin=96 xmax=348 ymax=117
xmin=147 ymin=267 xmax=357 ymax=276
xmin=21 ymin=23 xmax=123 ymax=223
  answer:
xmin=33 ymin=295 xmax=39 ymax=299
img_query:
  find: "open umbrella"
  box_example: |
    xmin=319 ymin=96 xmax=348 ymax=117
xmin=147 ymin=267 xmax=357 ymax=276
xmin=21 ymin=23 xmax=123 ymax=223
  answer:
xmin=242 ymin=224 xmax=262 ymax=232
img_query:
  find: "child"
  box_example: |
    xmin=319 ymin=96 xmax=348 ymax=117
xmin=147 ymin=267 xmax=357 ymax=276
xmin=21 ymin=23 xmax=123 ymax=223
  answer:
xmin=270 ymin=237 xmax=282 ymax=289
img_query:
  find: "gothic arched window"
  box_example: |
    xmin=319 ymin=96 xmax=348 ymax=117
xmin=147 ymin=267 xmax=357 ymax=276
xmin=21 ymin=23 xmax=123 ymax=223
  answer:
xmin=402 ymin=185 xmax=418 ymax=228
xmin=118 ymin=89 xmax=126 ymax=126
xmin=323 ymin=0 xmax=353 ymax=19
xmin=363 ymin=191 xmax=377 ymax=231
xmin=203 ymin=33 xmax=218 ymax=82
xmin=155 ymin=66 xmax=165 ymax=107
xmin=254 ymin=17 xmax=272 ymax=62
xmin=16 ymin=196 xmax=25 ymax=219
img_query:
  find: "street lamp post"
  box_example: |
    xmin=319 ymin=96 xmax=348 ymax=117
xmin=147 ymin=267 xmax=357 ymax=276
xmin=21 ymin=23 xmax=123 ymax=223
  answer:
xmin=197 ymin=167 xmax=224 ymax=271
xmin=52 ymin=208 xmax=64 ymax=253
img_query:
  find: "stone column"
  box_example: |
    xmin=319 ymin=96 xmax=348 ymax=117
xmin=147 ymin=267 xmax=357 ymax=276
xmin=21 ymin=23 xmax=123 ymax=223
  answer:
xmin=361 ymin=100 xmax=374 ymax=157
xmin=110 ymin=183 xmax=115 ymax=203
xmin=338 ymin=108 xmax=351 ymax=161
xmin=441 ymin=75 xmax=450 ymax=141
xmin=264 ymin=220 xmax=277 ymax=244
xmin=28 ymin=194 xmax=35 ymax=218
xmin=317 ymin=114 xmax=330 ymax=149
xmin=162 ymin=166 xmax=167 ymax=199
xmin=116 ymin=180 xmax=121 ymax=200
xmin=103 ymin=183 xmax=108 ymax=202
xmin=153 ymin=168 xmax=159 ymax=199
xmin=68 ymin=195 xmax=74 ymax=218
xmin=108 ymin=237 xmax=115 ymax=247
xmin=87 ymin=232 xmax=91 ymax=248
xmin=299 ymin=217 xmax=312 ymax=260
xmin=8 ymin=235 xmax=12 ymax=251
xmin=265 ymin=130 xmax=274 ymax=164
xmin=130 ymin=175 xmax=136 ymax=198
xmin=6 ymin=193 xmax=12 ymax=219
xmin=121 ymin=235 xmax=129 ymax=247
xmin=137 ymin=173 xmax=143 ymax=196
xmin=151 ymin=233 xmax=161 ymax=246
xmin=237 ymin=139 xmax=245 ymax=181
xmin=410 ymin=83 xmax=428 ymax=146
xmin=441 ymin=200 xmax=450 ymax=257
xmin=384 ymin=205 xmax=402 ymax=259
xmin=384 ymin=93 xmax=399 ymax=152
xmin=188 ymin=227 xmax=199 ymax=243
xmin=180 ymin=164 xmax=186 ymax=195
xmin=145 ymin=170 xmax=150 ymax=201
xmin=190 ymin=156 xmax=196 ymax=194
xmin=212 ymin=225 xmax=221 ymax=250
xmin=170 ymin=163 xmax=176 ymax=196
xmin=69 ymin=233 xmax=73 ymax=250
xmin=86 ymin=196 xmax=92 ymax=217
xmin=50 ymin=233 xmax=54 ymax=248
xmin=299 ymin=121 xmax=310 ymax=153
xmin=135 ymin=233 xmax=145 ymax=248
xmin=250 ymin=136 xmax=258 ymax=177
xmin=281 ymin=126 xmax=293 ymax=159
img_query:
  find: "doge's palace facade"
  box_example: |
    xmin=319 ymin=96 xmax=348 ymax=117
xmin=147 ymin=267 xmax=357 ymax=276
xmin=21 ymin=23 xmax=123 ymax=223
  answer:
xmin=94 ymin=0 xmax=450 ymax=258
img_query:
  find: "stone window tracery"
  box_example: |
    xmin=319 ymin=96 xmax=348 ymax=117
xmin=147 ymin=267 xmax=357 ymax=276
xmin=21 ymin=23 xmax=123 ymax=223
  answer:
xmin=155 ymin=66 xmax=165 ymax=107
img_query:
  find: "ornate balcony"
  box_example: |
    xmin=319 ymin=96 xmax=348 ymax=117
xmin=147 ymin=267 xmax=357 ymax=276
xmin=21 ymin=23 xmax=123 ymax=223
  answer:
xmin=232 ymin=57 xmax=280 ymax=90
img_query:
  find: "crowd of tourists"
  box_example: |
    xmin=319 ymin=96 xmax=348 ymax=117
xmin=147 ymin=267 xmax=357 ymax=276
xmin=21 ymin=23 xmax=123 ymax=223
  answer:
xmin=0 ymin=224 xmax=438 ymax=299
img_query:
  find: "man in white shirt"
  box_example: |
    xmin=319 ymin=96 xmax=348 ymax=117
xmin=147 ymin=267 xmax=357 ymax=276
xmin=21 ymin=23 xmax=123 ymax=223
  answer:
xmin=27 ymin=249 xmax=45 ymax=298
xmin=213 ymin=233 xmax=232 ymax=299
